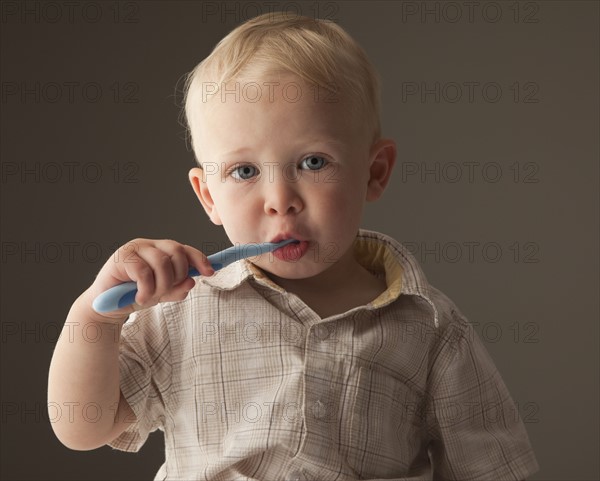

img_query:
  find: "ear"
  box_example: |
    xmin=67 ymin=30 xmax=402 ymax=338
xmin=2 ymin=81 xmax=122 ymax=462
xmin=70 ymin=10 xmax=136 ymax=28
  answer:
xmin=365 ymin=138 xmax=397 ymax=202
xmin=188 ymin=167 xmax=223 ymax=225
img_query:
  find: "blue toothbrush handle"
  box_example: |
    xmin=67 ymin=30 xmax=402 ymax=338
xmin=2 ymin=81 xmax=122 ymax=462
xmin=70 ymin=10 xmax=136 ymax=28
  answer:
xmin=91 ymin=268 xmax=199 ymax=313
xmin=92 ymin=239 xmax=297 ymax=313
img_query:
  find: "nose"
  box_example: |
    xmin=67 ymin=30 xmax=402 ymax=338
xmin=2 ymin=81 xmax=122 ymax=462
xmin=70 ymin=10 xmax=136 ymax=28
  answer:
xmin=263 ymin=171 xmax=303 ymax=216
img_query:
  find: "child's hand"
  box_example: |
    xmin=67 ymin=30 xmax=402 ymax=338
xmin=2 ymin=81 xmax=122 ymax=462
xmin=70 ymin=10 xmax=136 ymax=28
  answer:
xmin=86 ymin=239 xmax=215 ymax=321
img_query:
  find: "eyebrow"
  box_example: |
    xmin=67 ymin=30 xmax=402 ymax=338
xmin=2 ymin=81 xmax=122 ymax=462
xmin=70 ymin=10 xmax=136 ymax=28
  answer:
xmin=220 ymin=139 xmax=345 ymax=159
xmin=220 ymin=147 xmax=252 ymax=159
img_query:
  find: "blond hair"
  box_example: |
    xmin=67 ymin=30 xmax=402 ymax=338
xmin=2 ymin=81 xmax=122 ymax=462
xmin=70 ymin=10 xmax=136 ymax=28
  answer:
xmin=183 ymin=11 xmax=382 ymax=165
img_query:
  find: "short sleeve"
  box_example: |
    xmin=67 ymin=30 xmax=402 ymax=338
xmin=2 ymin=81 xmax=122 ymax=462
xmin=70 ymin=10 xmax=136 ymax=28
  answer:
xmin=425 ymin=311 xmax=540 ymax=480
xmin=107 ymin=303 xmax=172 ymax=452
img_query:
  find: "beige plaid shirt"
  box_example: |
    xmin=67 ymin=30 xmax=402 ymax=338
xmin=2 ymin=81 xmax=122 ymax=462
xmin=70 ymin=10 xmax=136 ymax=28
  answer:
xmin=109 ymin=229 xmax=539 ymax=480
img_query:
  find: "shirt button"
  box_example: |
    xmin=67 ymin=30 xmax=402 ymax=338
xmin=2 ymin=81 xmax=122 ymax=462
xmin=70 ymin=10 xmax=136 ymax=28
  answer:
xmin=286 ymin=469 xmax=306 ymax=481
xmin=312 ymin=399 xmax=327 ymax=419
xmin=314 ymin=324 xmax=329 ymax=340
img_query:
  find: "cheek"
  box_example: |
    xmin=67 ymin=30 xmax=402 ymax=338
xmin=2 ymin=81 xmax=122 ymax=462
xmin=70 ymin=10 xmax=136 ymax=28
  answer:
xmin=327 ymin=178 xmax=364 ymax=209
xmin=315 ymin=194 xmax=356 ymax=230
xmin=214 ymin=191 xmax=260 ymax=225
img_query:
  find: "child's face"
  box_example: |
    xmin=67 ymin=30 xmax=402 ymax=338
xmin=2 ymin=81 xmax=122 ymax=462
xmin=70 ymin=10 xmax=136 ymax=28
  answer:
xmin=189 ymin=73 xmax=395 ymax=281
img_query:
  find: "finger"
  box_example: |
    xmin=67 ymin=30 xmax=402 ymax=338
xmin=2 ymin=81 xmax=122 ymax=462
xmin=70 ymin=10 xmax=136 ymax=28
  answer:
xmin=122 ymin=250 xmax=156 ymax=307
xmin=154 ymin=241 xmax=190 ymax=285
xmin=158 ymin=277 xmax=196 ymax=303
xmin=140 ymin=248 xmax=176 ymax=304
xmin=182 ymin=244 xmax=215 ymax=277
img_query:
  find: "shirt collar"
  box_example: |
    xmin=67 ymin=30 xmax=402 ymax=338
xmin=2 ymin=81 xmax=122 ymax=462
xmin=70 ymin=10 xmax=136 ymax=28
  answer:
xmin=198 ymin=228 xmax=439 ymax=327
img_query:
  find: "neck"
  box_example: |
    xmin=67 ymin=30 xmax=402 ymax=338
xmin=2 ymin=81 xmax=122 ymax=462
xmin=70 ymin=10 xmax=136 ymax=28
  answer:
xmin=263 ymin=244 xmax=370 ymax=296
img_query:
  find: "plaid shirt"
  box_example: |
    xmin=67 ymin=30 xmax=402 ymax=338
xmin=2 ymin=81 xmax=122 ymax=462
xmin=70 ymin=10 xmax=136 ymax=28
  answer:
xmin=109 ymin=229 xmax=539 ymax=480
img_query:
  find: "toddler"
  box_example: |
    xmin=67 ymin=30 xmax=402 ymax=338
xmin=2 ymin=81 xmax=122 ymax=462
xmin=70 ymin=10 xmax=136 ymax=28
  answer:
xmin=48 ymin=11 xmax=540 ymax=481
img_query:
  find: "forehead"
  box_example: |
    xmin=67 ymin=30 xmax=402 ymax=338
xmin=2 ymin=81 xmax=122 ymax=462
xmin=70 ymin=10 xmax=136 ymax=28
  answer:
xmin=196 ymin=75 xmax=358 ymax=144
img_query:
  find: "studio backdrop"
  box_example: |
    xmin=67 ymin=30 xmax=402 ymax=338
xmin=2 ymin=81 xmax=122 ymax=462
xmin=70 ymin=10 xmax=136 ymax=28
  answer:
xmin=1 ymin=1 xmax=598 ymax=480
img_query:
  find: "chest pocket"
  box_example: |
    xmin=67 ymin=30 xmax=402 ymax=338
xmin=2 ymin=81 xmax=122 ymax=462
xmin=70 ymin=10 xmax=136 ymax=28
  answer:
xmin=344 ymin=366 xmax=429 ymax=478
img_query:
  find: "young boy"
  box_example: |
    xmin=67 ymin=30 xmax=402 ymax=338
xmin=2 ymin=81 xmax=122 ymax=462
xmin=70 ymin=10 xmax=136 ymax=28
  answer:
xmin=48 ymin=12 xmax=540 ymax=481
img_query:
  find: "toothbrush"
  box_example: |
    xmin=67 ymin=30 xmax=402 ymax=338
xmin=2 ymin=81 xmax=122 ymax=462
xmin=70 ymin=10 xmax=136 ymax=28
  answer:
xmin=92 ymin=238 xmax=299 ymax=313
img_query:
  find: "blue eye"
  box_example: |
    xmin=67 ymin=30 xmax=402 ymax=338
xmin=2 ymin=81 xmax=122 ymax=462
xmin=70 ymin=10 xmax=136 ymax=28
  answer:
xmin=230 ymin=164 xmax=258 ymax=181
xmin=228 ymin=155 xmax=328 ymax=181
xmin=301 ymin=155 xmax=327 ymax=170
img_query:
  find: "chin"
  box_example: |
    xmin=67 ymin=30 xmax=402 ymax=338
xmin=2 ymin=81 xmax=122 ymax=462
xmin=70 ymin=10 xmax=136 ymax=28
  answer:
xmin=257 ymin=261 xmax=326 ymax=280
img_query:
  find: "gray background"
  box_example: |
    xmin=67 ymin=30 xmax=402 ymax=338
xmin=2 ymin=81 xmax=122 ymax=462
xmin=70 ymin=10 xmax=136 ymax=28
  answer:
xmin=1 ymin=1 xmax=598 ymax=480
